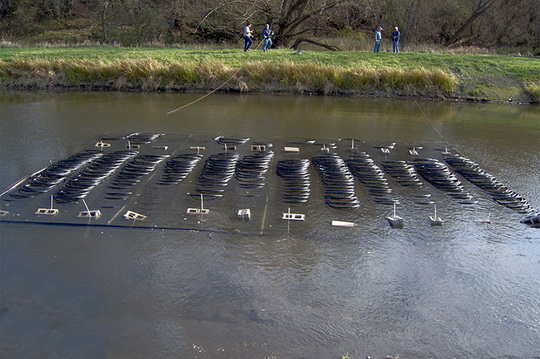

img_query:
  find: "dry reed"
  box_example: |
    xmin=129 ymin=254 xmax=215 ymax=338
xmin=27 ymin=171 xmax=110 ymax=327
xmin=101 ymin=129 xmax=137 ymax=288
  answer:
xmin=0 ymin=58 xmax=458 ymax=96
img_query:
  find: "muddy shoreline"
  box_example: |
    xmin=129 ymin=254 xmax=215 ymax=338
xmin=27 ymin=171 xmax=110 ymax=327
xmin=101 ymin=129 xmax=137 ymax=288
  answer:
xmin=1 ymin=82 xmax=525 ymax=105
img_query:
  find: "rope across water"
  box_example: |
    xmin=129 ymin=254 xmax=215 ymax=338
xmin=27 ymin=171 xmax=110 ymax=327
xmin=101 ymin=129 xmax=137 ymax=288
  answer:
xmin=166 ymin=39 xmax=263 ymax=115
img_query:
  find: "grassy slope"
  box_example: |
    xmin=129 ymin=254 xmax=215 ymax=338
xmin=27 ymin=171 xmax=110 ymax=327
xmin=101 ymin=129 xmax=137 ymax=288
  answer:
xmin=1 ymin=47 xmax=539 ymax=102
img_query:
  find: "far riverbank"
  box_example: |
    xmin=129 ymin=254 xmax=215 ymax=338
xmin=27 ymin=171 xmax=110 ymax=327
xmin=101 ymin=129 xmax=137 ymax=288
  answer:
xmin=1 ymin=47 xmax=539 ymax=104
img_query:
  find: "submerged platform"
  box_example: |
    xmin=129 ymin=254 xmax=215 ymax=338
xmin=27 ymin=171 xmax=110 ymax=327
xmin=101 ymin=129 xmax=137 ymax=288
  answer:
xmin=1 ymin=133 xmax=537 ymax=233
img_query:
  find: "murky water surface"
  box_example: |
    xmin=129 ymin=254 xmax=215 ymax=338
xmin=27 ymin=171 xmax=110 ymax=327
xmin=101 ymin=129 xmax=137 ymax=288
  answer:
xmin=1 ymin=92 xmax=539 ymax=358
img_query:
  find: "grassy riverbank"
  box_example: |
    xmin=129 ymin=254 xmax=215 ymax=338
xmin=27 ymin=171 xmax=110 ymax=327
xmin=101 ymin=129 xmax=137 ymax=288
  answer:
xmin=1 ymin=47 xmax=539 ymax=103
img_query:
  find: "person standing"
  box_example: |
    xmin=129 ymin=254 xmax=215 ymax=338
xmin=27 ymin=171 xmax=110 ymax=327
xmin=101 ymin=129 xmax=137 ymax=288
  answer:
xmin=243 ymin=23 xmax=253 ymax=52
xmin=262 ymin=23 xmax=274 ymax=52
xmin=392 ymin=26 xmax=401 ymax=53
xmin=374 ymin=26 xmax=382 ymax=53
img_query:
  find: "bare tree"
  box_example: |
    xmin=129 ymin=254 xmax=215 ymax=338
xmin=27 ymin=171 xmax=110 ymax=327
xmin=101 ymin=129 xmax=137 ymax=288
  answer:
xmin=445 ymin=0 xmax=495 ymax=47
xmin=269 ymin=0 xmax=347 ymax=47
xmin=1 ymin=0 xmax=538 ymax=50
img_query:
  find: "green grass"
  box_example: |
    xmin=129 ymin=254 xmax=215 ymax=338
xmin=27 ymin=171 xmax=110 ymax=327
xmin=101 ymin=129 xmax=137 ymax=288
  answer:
xmin=0 ymin=46 xmax=539 ymax=102
xmin=524 ymin=81 xmax=540 ymax=103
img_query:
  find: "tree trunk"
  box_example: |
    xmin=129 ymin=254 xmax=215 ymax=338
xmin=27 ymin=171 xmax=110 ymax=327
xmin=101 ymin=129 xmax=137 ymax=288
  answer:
xmin=291 ymin=37 xmax=341 ymax=50
xmin=445 ymin=0 xmax=495 ymax=47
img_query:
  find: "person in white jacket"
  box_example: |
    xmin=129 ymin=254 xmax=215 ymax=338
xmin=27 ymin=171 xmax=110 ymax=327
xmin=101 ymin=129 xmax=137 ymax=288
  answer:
xmin=243 ymin=23 xmax=253 ymax=52
xmin=374 ymin=26 xmax=382 ymax=53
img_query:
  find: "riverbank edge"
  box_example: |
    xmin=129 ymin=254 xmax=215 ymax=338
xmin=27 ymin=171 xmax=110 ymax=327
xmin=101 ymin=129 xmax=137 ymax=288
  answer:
xmin=0 ymin=58 xmax=538 ymax=104
xmin=0 ymin=83 xmax=498 ymax=105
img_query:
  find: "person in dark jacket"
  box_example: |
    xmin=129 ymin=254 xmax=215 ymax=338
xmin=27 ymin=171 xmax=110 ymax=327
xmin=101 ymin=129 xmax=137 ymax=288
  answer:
xmin=262 ymin=23 xmax=274 ymax=52
xmin=392 ymin=26 xmax=401 ymax=53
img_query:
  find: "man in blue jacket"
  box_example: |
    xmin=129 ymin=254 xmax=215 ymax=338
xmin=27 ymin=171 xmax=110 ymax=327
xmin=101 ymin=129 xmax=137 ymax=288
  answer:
xmin=392 ymin=26 xmax=401 ymax=53
xmin=262 ymin=23 xmax=274 ymax=52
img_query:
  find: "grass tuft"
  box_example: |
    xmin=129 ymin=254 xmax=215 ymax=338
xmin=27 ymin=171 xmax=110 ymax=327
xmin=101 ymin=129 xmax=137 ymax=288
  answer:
xmin=524 ymin=81 xmax=540 ymax=103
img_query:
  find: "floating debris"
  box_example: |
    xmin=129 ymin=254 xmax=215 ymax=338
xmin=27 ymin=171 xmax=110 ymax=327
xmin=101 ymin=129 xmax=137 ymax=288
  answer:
xmin=55 ymin=150 xmax=137 ymax=203
xmin=78 ymin=210 xmax=101 ymax=219
xmin=276 ymin=159 xmax=311 ymax=204
xmin=187 ymin=194 xmax=209 ymax=215
xmin=313 ymin=154 xmax=360 ymax=209
xmin=382 ymin=160 xmax=423 ymax=187
xmin=235 ymin=151 xmax=274 ymax=189
xmin=127 ymin=133 xmax=162 ymax=144
xmin=192 ymin=152 xmax=240 ymax=200
xmin=1 ymin=134 xmax=536 ymax=232
xmin=284 ymin=146 xmax=300 ymax=153
xmin=445 ymin=154 xmax=536 ymax=214
xmin=10 ymin=150 xmax=102 ymax=200
xmin=476 ymin=214 xmax=492 ymax=224
xmin=429 ymin=203 xmax=443 ymax=226
xmin=215 ymin=136 xmax=250 ymax=145
xmin=520 ymin=213 xmax=540 ymax=228
xmin=414 ymin=158 xmax=474 ymax=202
xmin=331 ymin=220 xmax=356 ymax=227
xmin=238 ymin=209 xmax=251 ymax=221
xmin=387 ymin=201 xmax=403 ymax=228
xmin=282 ymin=208 xmax=305 ymax=221
xmin=347 ymin=154 xmax=394 ymax=205
xmin=35 ymin=195 xmax=59 ymax=216
xmin=157 ymin=153 xmax=202 ymax=185
xmin=124 ymin=210 xmax=147 ymax=221
xmin=95 ymin=141 xmax=111 ymax=148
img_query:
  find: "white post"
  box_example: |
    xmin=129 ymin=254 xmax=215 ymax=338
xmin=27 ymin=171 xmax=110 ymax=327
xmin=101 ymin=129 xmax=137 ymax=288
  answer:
xmin=82 ymin=199 xmax=90 ymax=212
xmin=287 ymin=207 xmax=291 ymax=235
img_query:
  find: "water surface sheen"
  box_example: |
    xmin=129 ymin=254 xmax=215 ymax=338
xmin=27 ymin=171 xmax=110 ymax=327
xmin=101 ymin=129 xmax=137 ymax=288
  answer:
xmin=1 ymin=92 xmax=539 ymax=359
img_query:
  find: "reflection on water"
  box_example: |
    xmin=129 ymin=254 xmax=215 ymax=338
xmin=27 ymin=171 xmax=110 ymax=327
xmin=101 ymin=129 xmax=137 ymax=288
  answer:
xmin=1 ymin=92 xmax=539 ymax=359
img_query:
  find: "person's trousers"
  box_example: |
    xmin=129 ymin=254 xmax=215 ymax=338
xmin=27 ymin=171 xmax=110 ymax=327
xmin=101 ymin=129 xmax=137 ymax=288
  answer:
xmin=393 ymin=41 xmax=400 ymax=53
xmin=263 ymin=38 xmax=272 ymax=51
xmin=374 ymin=40 xmax=381 ymax=53
xmin=244 ymin=36 xmax=253 ymax=52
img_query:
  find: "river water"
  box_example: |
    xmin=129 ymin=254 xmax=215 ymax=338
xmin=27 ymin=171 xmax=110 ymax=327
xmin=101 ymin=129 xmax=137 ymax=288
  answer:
xmin=1 ymin=92 xmax=539 ymax=359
